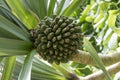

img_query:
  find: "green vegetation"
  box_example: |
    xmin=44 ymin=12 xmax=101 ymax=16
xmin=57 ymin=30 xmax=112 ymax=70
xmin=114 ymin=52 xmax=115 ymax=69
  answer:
xmin=0 ymin=0 xmax=120 ymax=80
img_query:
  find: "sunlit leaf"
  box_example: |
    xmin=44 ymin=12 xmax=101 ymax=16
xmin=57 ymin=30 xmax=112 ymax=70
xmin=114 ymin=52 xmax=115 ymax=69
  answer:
xmin=62 ymin=0 xmax=84 ymax=16
xmin=108 ymin=33 xmax=118 ymax=50
xmin=103 ymin=28 xmax=113 ymax=45
xmin=1 ymin=56 xmax=16 ymax=80
xmin=114 ymin=72 xmax=120 ymax=80
xmin=0 ymin=5 xmax=30 ymax=35
xmin=108 ymin=13 xmax=117 ymax=27
xmin=6 ymin=0 xmax=38 ymax=29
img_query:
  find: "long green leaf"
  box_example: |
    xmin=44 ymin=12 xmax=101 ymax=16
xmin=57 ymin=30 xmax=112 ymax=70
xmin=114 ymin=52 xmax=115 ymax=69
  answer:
xmin=62 ymin=0 xmax=84 ymax=16
xmin=0 ymin=58 xmax=3 ymax=63
xmin=83 ymin=38 xmax=111 ymax=80
xmin=52 ymin=63 xmax=70 ymax=78
xmin=0 ymin=5 xmax=30 ymax=35
xmin=0 ymin=38 xmax=32 ymax=50
xmin=13 ymin=56 xmax=64 ymax=80
xmin=0 ymin=49 xmax=29 ymax=56
xmin=0 ymin=4 xmax=29 ymax=39
xmin=6 ymin=0 xmax=38 ymax=29
xmin=56 ymin=0 xmax=66 ymax=15
xmin=0 ymin=0 xmax=10 ymax=9
xmin=1 ymin=56 xmax=16 ymax=80
xmin=47 ymin=0 xmax=56 ymax=16
xmin=18 ymin=50 xmax=36 ymax=80
xmin=0 ymin=38 xmax=32 ymax=56
xmin=0 ymin=15 xmax=30 ymax=41
xmin=107 ymin=10 xmax=120 ymax=36
xmin=31 ymin=72 xmax=64 ymax=80
xmin=0 ymin=28 xmax=19 ymax=39
xmin=23 ymin=0 xmax=48 ymax=19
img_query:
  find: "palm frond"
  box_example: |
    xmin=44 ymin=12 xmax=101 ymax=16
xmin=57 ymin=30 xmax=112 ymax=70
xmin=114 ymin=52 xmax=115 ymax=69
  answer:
xmin=13 ymin=56 xmax=65 ymax=80
xmin=0 ymin=38 xmax=32 ymax=56
xmin=47 ymin=0 xmax=56 ymax=16
xmin=56 ymin=0 xmax=66 ymax=15
xmin=6 ymin=0 xmax=38 ymax=29
xmin=23 ymin=0 xmax=48 ymax=19
xmin=0 ymin=5 xmax=29 ymax=34
xmin=0 ymin=15 xmax=30 ymax=41
xmin=1 ymin=56 xmax=16 ymax=80
xmin=18 ymin=50 xmax=36 ymax=80
xmin=62 ymin=0 xmax=84 ymax=16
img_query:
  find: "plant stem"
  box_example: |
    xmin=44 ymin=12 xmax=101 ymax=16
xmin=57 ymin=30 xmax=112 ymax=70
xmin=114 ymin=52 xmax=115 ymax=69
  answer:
xmin=70 ymin=50 xmax=120 ymax=66
xmin=81 ymin=62 xmax=120 ymax=80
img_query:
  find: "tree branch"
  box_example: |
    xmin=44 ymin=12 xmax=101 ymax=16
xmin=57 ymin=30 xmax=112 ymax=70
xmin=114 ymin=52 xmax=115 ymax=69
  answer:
xmin=70 ymin=50 xmax=120 ymax=66
xmin=81 ymin=62 xmax=120 ymax=80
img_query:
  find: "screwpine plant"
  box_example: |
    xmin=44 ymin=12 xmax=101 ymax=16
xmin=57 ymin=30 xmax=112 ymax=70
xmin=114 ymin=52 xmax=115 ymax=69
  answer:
xmin=33 ymin=15 xmax=83 ymax=64
xmin=0 ymin=0 xmax=120 ymax=80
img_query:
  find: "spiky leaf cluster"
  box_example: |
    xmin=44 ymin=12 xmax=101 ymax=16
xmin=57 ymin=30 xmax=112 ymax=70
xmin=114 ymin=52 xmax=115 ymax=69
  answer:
xmin=32 ymin=15 xmax=82 ymax=64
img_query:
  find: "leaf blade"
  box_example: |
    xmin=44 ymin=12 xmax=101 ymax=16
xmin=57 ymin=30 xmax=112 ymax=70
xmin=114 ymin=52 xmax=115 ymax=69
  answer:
xmin=1 ymin=56 xmax=16 ymax=80
xmin=62 ymin=0 xmax=83 ymax=16
xmin=23 ymin=0 xmax=47 ymax=19
xmin=47 ymin=0 xmax=56 ymax=16
xmin=18 ymin=50 xmax=36 ymax=80
xmin=0 ymin=5 xmax=30 ymax=35
xmin=0 ymin=37 xmax=32 ymax=56
xmin=6 ymin=0 xmax=38 ymax=29
xmin=0 ymin=15 xmax=30 ymax=41
xmin=0 ymin=37 xmax=32 ymax=50
xmin=56 ymin=0 xmax=65 ymax=15
xmin=0 ymin=49 xmax=28 ymax=56
xmin=83 ymin=38 xmax=111 ymax=80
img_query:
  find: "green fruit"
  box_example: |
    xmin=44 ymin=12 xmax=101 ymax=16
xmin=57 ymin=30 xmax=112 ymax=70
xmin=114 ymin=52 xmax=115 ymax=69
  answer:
xmin=32 ymin=15 xmax=83 ymax=64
